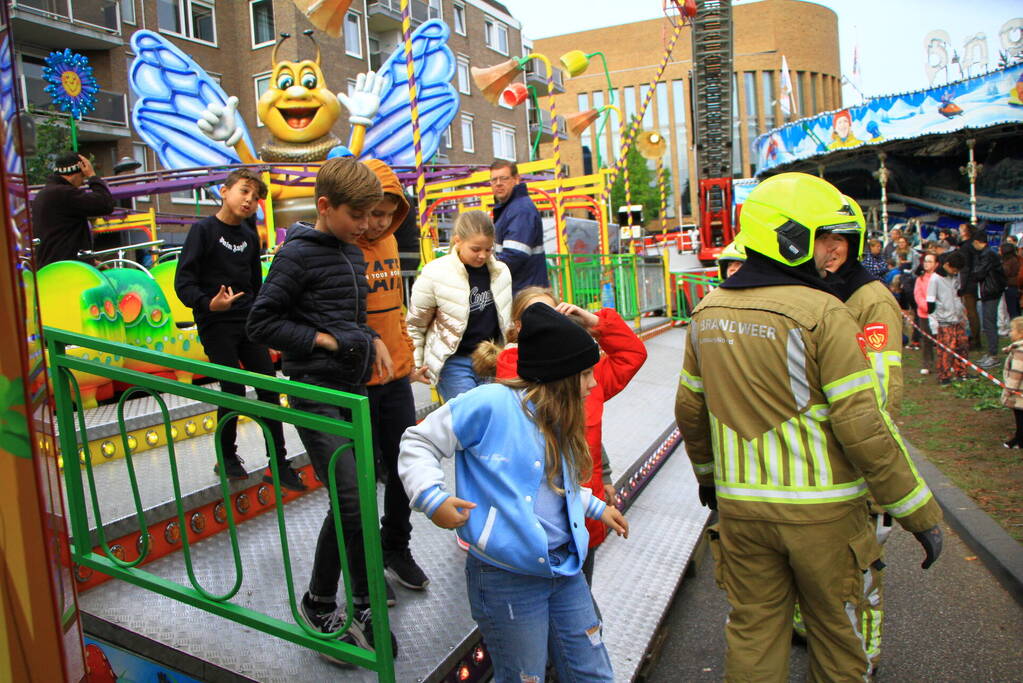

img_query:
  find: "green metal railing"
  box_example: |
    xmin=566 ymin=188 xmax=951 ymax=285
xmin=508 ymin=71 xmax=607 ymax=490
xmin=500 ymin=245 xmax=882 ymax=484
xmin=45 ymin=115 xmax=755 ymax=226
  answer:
xmin=546 ymin=253 xmax=651 ymax=319
xmin=670 ymin=271 xmax=720 ymax=322
xmin=44 ymin=327 xmax=395 ymax=680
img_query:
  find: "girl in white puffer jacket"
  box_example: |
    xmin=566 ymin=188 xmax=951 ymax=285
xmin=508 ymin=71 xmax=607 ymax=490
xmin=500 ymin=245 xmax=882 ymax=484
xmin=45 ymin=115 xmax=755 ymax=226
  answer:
xmin=406 ymin=210 xmax=513 ymax=401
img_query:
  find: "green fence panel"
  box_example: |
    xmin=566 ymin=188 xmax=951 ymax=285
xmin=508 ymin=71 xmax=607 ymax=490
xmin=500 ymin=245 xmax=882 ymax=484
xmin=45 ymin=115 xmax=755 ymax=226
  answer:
xmin=43 ymin=327 xmax=396 ymax=681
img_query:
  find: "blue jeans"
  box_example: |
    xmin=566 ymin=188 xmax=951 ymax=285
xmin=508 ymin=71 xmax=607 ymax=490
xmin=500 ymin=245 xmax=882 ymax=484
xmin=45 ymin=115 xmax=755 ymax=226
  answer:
xmin=437 ymin=354 xmax=483 ymax=402
xmin=980 ymin=297 xmax=1000 ymax=356
xmin=465 ymin=551 xmax=613 ymax=683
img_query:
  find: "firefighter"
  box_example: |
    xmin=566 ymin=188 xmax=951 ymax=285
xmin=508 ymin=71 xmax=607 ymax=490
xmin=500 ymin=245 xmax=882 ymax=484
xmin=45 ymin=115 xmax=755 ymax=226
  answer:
xmin=716 ymin=241 xmax=747 ymax=281
xmin=675 ymin=172 xmax=943 ymax=682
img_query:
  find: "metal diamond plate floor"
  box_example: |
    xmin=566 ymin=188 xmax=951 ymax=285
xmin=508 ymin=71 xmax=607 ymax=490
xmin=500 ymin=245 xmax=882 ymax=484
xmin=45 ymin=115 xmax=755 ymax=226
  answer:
xmin=76 ymin=326 xmax=709 ymax=681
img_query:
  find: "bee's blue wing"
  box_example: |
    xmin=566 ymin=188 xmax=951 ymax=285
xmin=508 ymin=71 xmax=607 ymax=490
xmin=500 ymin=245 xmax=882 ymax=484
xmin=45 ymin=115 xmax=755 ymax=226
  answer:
xmin=0 ymin=35 xmax=21 ymax=176
xmin=129 ymin=30 xmax=255 ymax=171
xmin=360 ymin=19 xmax=459 ymax=165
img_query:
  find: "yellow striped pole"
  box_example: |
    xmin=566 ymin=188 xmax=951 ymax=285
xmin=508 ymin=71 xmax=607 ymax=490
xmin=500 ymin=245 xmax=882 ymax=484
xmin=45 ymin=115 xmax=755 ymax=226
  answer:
xmin=399 ymin=0 xmax=430 ymax=265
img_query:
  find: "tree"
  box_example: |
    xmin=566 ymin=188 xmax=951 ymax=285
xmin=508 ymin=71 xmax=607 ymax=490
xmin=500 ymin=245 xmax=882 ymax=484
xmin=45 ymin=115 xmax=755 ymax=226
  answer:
xmin=609 ymin=118 xmax=672 ymax=229
xmin=26 ymin=113 xmax=71 ymax=186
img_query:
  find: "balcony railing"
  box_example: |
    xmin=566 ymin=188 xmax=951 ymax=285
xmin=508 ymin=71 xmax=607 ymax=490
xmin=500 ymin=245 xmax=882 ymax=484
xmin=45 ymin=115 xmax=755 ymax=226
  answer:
xmin=23 ymin=74 xmax=128 ymax=127
xmin=12 ymin=0 xmax=120 ymax=34
xmin=366 ymin=0 xmax=431 ymax=31
xmin=524 ymin=57 xmax=565 ymax=94
xmin=527 ymin=109 xmax=568 ymax=142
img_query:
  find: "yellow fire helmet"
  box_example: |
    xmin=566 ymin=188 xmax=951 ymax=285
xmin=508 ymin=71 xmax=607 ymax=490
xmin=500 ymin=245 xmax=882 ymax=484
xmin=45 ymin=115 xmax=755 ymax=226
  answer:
xmin=717 ymin=241 xmax=747 ymax=280
xmin=734 ymin=173 xmax=865 ymax=267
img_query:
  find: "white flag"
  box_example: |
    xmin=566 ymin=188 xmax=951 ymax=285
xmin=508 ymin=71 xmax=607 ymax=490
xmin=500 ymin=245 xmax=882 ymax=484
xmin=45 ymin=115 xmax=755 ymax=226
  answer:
xmin=779 ymin=55 xmax=795 ymax=118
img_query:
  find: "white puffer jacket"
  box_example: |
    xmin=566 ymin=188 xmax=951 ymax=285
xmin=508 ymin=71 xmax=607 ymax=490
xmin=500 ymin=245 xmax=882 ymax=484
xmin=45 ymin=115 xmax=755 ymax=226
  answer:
xmin=407 ymin=252 xmax=513 ymax=382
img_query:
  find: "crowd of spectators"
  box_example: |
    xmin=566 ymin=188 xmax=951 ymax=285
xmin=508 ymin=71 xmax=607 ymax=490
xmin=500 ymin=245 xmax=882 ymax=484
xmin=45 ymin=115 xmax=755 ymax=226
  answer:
xmin=874 ymin=221 xmax=1018 ymax=379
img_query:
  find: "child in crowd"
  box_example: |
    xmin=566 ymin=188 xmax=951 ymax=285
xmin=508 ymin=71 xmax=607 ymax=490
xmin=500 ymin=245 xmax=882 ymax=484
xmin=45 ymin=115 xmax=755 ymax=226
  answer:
xmin=406 ymin=210 xmax=512 ymax=401
xmin=914 ymin=252 xmax=939 ymax=374
xmin=399 ymin=302 xmax=629 ymax=682
xmin=473 ymin=287 xmax=647 ymax=587
xmin=358 ymin=160 xmax=429 ymax=591
xmin=927 ymin=250 xmax=970 ymax=384
xmin=174 ymin=168 xmax=304 ymax=491
xmin=246 ymin=158 xmax=395 ymax=662
xmin=1000 ymin=316 xmax=1023 ymax=449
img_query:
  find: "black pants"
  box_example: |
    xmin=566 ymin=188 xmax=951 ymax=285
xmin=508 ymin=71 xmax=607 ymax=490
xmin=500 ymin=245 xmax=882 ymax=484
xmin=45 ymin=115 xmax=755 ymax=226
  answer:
xmin=198 ymin=321 xmax=287 ymax=466
xmin=289 ymin=375 xmax=370 ymax=601
xmin=1007 ymin=286 xmax=1021 ymax=320
xmin=368 ymin=378 xmax=417 ymax=552
xmin=1013 ymin=408 xmax=1023 ymax=445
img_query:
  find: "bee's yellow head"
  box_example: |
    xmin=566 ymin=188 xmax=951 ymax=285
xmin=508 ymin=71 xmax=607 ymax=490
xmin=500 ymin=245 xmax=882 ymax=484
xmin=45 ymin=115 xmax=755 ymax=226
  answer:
xmin=258 ymin=31 xmax=340 ymax=143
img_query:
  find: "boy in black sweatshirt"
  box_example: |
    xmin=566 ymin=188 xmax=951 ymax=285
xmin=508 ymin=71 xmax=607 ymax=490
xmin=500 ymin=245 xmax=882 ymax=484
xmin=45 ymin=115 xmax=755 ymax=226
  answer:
xmin=247 ymin=157 xmax=396 ymax=663
xmin=174 ymin=168 xmax=305 ymax=491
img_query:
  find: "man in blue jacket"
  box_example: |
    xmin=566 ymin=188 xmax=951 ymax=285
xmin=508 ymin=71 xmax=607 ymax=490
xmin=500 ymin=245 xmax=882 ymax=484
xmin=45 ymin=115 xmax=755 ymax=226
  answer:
xmin=490 ymin=160 xmax=548 ymax=292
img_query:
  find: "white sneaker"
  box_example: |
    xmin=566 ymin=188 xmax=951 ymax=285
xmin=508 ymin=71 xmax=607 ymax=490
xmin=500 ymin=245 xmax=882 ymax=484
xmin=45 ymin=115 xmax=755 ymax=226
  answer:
xmin=920 ymin=368 xmax=930 ymax=375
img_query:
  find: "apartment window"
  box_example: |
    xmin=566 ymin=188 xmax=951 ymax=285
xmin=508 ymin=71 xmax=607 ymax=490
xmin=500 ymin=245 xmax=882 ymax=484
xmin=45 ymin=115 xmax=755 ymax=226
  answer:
xmin=671 ymin=79 xmax=690 ymax=214
xmin=158 ymin=0 xmax=216 ymax=45
xmin=121 ymin=0 xmax=136 ymax=25
xmin=172 ymin=186 xmax=220 ymax=205
xmin=743 ymin=71 xmax=758 ymax=141
xmin=453 ymin=2 xmax=466 ymax=35
xmin=250 ymin=0 xmax=275 ymax=48
xmin=344 ymin=12 xmax=363 ymax=58
xmin=732 ymin=73 xmax=743 ymax=174
xmin=484 ymin=18 xmax=509 ymax=55
xmin=461 ymin=115 xmax=475 ymax=153
xmin=131 ymin=143 xmax=150 ymax=203
xmin=761 ymin=71 xmax=775 ymax=131
xmin=809 ymin=73 xmax=818 ymax=112
xmin=492 ymin=123 xmax=516 ymax=160
xmin=443 ymin=125 xmax=453 ymax=149
xmin=457 ymin=56 xmax=470 ymax=95
xmin=254 ymin=72 xmax=271 ymax=126
xmin=795 ymin=71 xmax=805 ymax=117
xmin=428 ymin=0 xmax=441 ymax=20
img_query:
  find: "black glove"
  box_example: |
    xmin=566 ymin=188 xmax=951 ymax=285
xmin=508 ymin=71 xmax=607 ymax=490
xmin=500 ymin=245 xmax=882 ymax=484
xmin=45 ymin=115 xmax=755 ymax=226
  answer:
xmin=698 ymin=485 xmax=717 ymax=510
xmin=912 ymin=525 xmax=943 ymax=569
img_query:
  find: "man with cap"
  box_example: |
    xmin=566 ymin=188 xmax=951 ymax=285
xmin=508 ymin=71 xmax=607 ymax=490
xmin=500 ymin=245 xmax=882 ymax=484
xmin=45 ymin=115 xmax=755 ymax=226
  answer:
xmin=31 ymin=151 xmax=115 ymax=268
xmin=675 ymin=172 xmax=943 ymax=681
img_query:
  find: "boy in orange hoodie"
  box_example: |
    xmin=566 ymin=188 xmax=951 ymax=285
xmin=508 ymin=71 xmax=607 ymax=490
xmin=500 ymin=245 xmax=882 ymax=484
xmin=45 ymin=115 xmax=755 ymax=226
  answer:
xmin=360 ymin=160 xmax=430 ymax=591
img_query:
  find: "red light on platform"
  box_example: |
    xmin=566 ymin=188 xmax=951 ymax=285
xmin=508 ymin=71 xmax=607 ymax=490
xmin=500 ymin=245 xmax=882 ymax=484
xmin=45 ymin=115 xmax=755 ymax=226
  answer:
xmin=458 ymin=664 xmax=471 ymax=681
xmin=472 ymin=646 xmax=485 ymax=665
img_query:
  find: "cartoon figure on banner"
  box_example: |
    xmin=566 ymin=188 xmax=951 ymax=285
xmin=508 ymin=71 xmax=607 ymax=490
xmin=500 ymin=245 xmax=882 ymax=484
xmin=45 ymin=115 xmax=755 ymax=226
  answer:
xmin=1008 ymin=70 xmax=1023 ymax=107
xmin=827 ymin=109 xmax=862 ymax=150
xmin=128 ymin=20 xmax=458 ymax=227
xmin=938 ymin=91 xmax=964 ymax=118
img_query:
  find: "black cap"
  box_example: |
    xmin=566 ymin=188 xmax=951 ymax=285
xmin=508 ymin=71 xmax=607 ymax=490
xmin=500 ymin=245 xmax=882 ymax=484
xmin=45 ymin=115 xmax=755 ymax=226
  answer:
xmin=53 ymin=152 xmax=81 ymax=175
xmin=517 ymin=303 xmax=599 ymax=383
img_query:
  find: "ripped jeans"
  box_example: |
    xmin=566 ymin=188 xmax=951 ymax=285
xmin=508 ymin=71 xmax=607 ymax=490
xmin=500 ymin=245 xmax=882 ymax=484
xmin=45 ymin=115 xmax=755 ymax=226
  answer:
xmin=465 ymin=549 xmax=613 ymax=683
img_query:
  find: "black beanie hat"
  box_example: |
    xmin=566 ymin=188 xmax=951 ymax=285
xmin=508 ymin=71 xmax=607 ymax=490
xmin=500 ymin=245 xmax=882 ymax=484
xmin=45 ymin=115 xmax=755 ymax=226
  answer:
xmin=517 ymin=302 xmax=599 ymax=383
xmin=53 ymin=152 xmax=81 ymax=175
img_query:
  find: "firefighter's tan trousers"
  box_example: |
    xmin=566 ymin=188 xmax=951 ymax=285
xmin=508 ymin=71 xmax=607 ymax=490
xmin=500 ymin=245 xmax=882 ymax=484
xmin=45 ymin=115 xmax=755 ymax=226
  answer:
xmin=709 ymin=506 xmax=883 ymax=682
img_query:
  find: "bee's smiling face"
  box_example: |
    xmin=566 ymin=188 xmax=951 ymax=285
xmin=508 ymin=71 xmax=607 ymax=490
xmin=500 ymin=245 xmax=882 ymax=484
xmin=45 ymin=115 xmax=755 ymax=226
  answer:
xmin=257 ymin=60 xmax=340 ymax=143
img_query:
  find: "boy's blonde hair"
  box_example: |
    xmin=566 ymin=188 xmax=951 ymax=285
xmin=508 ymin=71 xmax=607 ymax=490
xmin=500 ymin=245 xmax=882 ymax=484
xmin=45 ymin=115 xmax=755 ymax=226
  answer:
xmin=224 ymin=168 xmax=267 ymax=199
xmin=453 ymin=210 xmax=494 ymax=241
xmin=1011 ymin=316 xmax=1023 ymax=336
xmin=315 ymin=157 xmax=382 ymax=209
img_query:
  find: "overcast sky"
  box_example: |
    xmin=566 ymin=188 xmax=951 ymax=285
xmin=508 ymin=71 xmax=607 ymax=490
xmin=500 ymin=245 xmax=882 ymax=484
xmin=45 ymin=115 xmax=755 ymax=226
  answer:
xmin=502 ymin=0 xmax=1023 ymax=102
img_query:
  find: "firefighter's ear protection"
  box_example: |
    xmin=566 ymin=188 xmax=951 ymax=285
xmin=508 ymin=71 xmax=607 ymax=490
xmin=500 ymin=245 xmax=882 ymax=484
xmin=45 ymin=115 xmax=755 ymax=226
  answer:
xmin=774 ymin=220 xmax=811 ymax=263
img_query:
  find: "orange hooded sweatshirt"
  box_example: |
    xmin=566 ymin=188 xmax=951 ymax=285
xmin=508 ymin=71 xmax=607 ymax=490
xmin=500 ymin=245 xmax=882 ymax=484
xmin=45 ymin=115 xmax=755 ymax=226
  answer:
xmin=360 ymin=160 xmax=412 ymax=385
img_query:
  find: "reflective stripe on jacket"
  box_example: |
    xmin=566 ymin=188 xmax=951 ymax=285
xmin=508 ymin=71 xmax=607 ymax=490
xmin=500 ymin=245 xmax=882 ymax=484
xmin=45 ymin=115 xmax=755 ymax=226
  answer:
xmin=675 ymin=284 xmax=941 ymax=532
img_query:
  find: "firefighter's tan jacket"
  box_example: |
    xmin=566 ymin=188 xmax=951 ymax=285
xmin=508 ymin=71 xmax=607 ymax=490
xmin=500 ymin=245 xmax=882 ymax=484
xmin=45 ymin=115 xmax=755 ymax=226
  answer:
xmin=846 ymin=279 xmax=903 ymax=414
xmin=675 ymin=284 xmax=941 ymax=532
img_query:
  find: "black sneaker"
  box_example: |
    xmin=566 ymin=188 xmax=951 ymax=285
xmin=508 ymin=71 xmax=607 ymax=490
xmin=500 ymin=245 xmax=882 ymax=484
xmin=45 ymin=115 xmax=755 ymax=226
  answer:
xmin=1004 ymin=440 xmax=1021 ymax=449
xmin=299 ymin=593 xmax=397 ymax=665
xmin=214 ymin=457 xmax=248 ymax=480
xmin=353 ymin=578 xmax=396 ymax=609
xmin=384 ymin=548 xmax=430 ymax=590
xmin=263 ymin=465 xmax=308 ymax=492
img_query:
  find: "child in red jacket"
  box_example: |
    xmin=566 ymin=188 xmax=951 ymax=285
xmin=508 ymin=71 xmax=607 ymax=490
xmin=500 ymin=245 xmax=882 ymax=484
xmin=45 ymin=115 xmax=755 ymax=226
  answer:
xmin=473 ymin=287 xmax=647 ymax=584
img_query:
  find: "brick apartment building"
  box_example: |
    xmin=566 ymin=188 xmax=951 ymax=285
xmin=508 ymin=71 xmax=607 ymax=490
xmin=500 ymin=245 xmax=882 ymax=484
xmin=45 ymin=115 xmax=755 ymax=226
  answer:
xmin=533 ymin=0 xmax=843 ymax=227
xmin=12 ymin=0 xmax=535 ymax=239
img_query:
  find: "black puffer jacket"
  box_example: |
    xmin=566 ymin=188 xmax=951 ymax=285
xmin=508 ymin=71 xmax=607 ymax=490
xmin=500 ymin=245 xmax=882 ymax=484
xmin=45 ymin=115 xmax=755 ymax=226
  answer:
xmin=247 ymin=222 xmax=378 ymax=384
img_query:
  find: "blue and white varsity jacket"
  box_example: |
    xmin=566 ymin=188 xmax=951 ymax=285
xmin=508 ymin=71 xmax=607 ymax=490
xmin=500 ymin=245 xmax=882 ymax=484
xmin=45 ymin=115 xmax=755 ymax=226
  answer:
xmin=398 ymin=383 xmax=607 ymax=577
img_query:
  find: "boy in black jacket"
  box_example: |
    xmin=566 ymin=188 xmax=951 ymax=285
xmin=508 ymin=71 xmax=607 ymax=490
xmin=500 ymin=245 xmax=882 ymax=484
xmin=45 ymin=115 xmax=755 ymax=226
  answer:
xmin=247 ymin=157 xmax=396 ymax=662
xmin=174 ymin=168 xmax=305 ymax=491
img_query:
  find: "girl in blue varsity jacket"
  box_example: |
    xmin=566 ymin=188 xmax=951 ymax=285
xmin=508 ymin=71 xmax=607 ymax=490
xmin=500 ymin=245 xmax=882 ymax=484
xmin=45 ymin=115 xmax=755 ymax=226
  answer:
xmin=399 ymin=302 xmax=628 ymax=682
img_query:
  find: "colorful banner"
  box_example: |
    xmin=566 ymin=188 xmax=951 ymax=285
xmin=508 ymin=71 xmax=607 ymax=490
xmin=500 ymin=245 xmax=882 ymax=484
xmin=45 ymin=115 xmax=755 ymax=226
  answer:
xmin=753 ymin=63 xmax=1023 ymax=174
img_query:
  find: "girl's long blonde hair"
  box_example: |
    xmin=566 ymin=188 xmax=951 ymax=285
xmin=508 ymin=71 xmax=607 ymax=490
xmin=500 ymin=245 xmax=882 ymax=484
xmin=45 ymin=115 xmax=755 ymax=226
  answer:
xmin=500 ymin=373 xmax=591 ymax=493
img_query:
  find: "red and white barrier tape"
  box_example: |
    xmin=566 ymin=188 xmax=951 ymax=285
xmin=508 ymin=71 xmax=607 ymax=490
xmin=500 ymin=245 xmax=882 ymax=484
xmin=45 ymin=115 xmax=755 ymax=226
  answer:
xmin=901 ymin=312 xmax=1021 ymax=396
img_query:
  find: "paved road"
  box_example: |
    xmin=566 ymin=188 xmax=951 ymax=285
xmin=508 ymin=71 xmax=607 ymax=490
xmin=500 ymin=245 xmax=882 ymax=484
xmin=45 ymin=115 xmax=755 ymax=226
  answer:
xmin=644 ymin=519 xmax=1023 ymax=681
